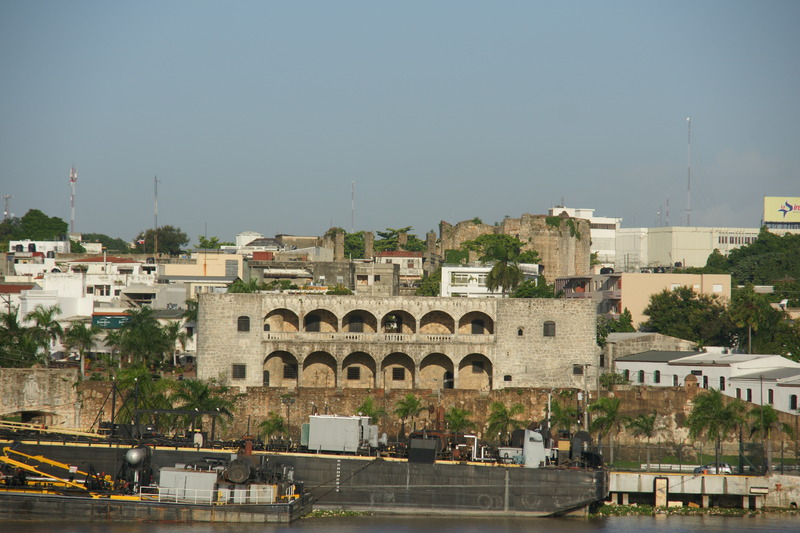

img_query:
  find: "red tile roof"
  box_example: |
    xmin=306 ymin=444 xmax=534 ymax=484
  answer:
xmin=0 ymin=284 xmax=35 ymax=294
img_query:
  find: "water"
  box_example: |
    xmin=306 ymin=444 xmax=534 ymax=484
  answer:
xmin=4 ymin=515 xmax=799 ymax=533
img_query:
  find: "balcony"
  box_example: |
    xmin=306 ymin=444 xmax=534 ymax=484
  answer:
xmin=602 ymin=290 xmax=622 ymax=300
xmin=263 ymin=331 xmax=494 ymax=344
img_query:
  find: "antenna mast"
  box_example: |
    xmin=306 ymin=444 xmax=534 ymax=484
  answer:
xmin=1 ymin=195 xmax=11 ymax=221
xmin=69 ymin=167 xmax=78 ymax=233
xmin=686 ymin=117 xmax=691 ymax=226
xmin=351 ymin=181 xmax=355 ymax=233
xmin=154 ymin=176 xmax=159 ymax=260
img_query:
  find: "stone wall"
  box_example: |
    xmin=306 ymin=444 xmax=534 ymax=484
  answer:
xmin=438 ymin=213 xmax=591 ymax=283
xmin=196 ymin=293 xmax=598 ymax=391
xmin=0 ymin=368 xmax=81 ymax=428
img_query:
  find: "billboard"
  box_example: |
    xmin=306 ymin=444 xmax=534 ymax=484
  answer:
xmin=764 ymin=196 xmax=800 ymax=223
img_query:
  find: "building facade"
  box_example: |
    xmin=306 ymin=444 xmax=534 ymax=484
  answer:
xmin=196 ymin=294 xmax=598 ymax=392
xmin=440 ymin=263 xmax=540 ymax=298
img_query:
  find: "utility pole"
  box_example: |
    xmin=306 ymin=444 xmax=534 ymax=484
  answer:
xmin=69 ymin=167 xmax=78 ymax=233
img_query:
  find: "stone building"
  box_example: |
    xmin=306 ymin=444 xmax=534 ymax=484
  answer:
xmin=196 ymin=293 xmax=598 ymax=392
xmin=438 ymin=213 xmax=591 ymax=283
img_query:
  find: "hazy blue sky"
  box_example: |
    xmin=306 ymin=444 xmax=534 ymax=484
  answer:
xmin=1 ymin=1 xmax=797 ymax=245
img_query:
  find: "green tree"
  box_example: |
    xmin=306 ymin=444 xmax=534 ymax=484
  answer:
xmin=748 ymin=404 xmax=794 ymax=474
xmin=356 ymin=397 xmax=387 ymax=425
xmin=549 ymin=399 xmax=578 ymax=435
xmin=344 ymin=230 xmax=365 ymax=259
xmin=113 ymin=364 xmax=174 ymax=428
xmin=134 ymin=225 xmax=189 ymax=255
xmin=0 ymin=309 xmax=38 ymax=367
xmin=598 ymin=372 xmax=630 ymax=391
xmin=462 ymin=234 xmax=539 ymax=296
xmin=588 ymin=397 xmax=629 ymax=466
xmin=182 ymin=300 xmax=198 ymax=333
xmin=375 ymin=227 xmax=426 ymax=253
xmin=25 ymin=304 xmax=63 ymax=368
xmin=170 ymin=379 xmax=236 ymax=432
xmin=727 ymin=228 xmax=800 ymax=285
xmin=728 ymin=284 xmax=787 ymax=355
xmin=258 ymin=411 xmax=287 ymax=442
xmin=486 ymin=401 xmax=525 ymax=445
xmin=63 ymin=321 xmax=101 ymax=378
xmin=596 ymin=309 xmax=635 ymax=347
xmin=394 ymin=393 xmax=424 ymax=437
xmin=227 ymin=278 xmax=265 ymax=293
xmin=416 ymin=267 xmax=442 ymax=296
xmin=18 ymin=209 xmax=68 ymax=240
xmin=627 ymin=411 xmax=658 ymax=471
xmin=326 ymin=284 xmax=353 ymax=295
xmin=686 ymin=389 xmax=747 ymax=469
xmin=105 ymin=307 xmax=176 ymax=369
xmin=81 ymin=233 xmax=131 ymax=253
xmin=444 ymin=406 xmax=474 ymax=434
xmin=512 ymin=277 xmax=557 ymax=298
xmin=641 ymin=286 xmax=734 ymax=346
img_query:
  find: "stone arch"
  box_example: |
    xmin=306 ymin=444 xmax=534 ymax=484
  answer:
xmin=419 ymin=311 xmax=455 ymax=335
xmin=380 ymin=352 xmax=415 ymax=389
xmin=302 ymin=351 xmax=337 ymax=387
xmin=343 ymin=310 xmax=378 ymax=333
xmin=381 ymin=310 xmax=416 ymax=334
xmin=263 ymin=351 xmax=299 ymax=388
xmin=457 ymin=311 xmax=494 ymax=335
xmin=264 ymin=308 xmax=299 ymax=332
xmin=303 ymin=309 xmax=338 ymax=333
xmin=342 ymin=351 xmax=377 ymax=388
xmin=419 ymin=353 xmax=455 ymax=390
xmin=458 ymin=353 xmax=493 ymax=390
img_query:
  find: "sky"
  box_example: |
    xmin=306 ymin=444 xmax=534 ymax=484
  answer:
xmin=1 ymin=1 xmax=797 ymax=246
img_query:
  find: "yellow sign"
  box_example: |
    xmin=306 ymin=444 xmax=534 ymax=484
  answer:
xmin=764 ymin=196 xmax=800 ymax=223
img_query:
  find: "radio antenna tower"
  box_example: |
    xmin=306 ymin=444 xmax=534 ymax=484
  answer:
xmin=686 ymin=117 xmax=691 ymax=226
xmin=69 ymin=167 xmax=78 ymax=233
xmin=351 ymin=181 xmax=355 ymax=233
xmin=1 ymin=195 xmax=11 ymax=220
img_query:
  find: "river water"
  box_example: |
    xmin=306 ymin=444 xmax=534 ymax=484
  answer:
xmin=5 ymin=515 xmax=799 ymax=533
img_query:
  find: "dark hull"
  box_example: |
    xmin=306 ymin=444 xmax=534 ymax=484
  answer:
xmin=4 ymin=441 xmax=608 ymax=517
xmin=0 ymin=490 xmax=309 ymax=523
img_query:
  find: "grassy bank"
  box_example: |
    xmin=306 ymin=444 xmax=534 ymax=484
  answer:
xmin=591 ymin=504 xmax=800 ymax=517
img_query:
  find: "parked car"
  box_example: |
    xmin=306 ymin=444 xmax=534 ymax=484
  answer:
xmin=694 ymin=462 xmax=732 ymax=474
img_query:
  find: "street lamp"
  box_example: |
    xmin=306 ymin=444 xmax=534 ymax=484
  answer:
xmin=281 ymin=396 xmax=296 ymax=449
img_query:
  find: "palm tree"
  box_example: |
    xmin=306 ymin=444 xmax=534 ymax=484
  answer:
xmin=63 ymin=321 xmax=101 ymax=378
xmin=356 ymin=397 xmax=387 ymax=425
xmin=627 ymin=411 xmax=657 ymax=471
xmin=0 ymin=309 xmax=38 ymax=367
xmin=113 ymin=364 xmax=174 ymax=429
xmin=258 ymin=411 xmax=287 ymax=444
xmin=26 ymin=304 xmax=63 ymax=367
xmin=686 ymin=389 xmax=747 ymax=469
xmin=748 ymin=404 xmax=794 ymax=474
xmin=444 ymin=406 xmax=474 ymax=434
xmin=549 ymin=400 xmax=579 ymax=436
xmin=588 ymin=397 xmax=629 ymax=466
xmin=170 ymin=379 xmax=236 ymax=435
xmin=486 ymin=401 xmax=525 ymax=445
xmin=394 ymin=393 xmax=424 ymax=437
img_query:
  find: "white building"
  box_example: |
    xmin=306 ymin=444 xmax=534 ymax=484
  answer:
xmin=548 ymin=206 xmax=621 ymax=269
xmin=374 ymin=250 xmax=424 ymax=287
xmin=441 ymin=263 xmax=540 ymax=298
xmin=614 ymin=349 xmax=800 ymax=415
xmin=615 ymin=226 xmax=760 ymax=272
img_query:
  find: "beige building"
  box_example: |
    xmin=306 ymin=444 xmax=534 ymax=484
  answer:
xmin=615 ymin=226 xmax=759 ymax=271
xmin=196 ymin=293 xmax=598 ymax=392
xmin=557 ymin=272 xmax=731 ymax=328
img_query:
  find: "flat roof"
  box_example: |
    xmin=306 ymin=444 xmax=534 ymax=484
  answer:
xmin=616 ymin=350 xmax=702 ymax=363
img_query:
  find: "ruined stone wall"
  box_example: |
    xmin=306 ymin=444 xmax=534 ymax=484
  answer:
xmin=0 ymin=369 xmax=81 ymax=428
xmin=438 ymin=214 xmax=591 ymax=283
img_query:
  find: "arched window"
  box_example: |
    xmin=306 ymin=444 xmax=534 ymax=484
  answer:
xmin=263 ymin=370 xmax=270 ymax=387
xmin=638 ymin=370 xmax=645 ymax=384
xmin=237 ymin=316 xmax=250 ymax=332
xmin=719 ymin=376 xmax=725 ymax=391
xmin=543 ymin=321 xmax=556 ymax=337
xmin=305 ymin=314 xmax=320 ymax=332
xmin=517 ymin=328 xmax=524 ymax=336
xmin=768 ymin=389 xmax=774 ymax=405
xmin=623 ymin=369 xmax=630 ymax=381
xmin=263 ymin=323 xmax=270 ymax=332
xmin=653 ymin=370 xmax=661 ymax=384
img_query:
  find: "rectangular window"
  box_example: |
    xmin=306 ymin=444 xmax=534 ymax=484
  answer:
xmin=232 ymin=364 xmax=246 ymax=380
xmin=472 ymin=361 xmax=484 ymax=374
xmin=713 ymin=284 xmax=723 ymax=293
xmin=746 ymin=389 xmax=753 ymax=402
xmin=719 ymin=376 xmax=725 ymax=391
xmin=654 ymin=370 xmax=661 ymax=384
xmin=347 ymin=366 xmax=361 ymax=380
xmin=86 ymin=286 xmax=94 ymax=294
xmin=573 ymin=364 xmax=584 ymax=375
xmin=283 ymin=364 xmax=298 ymax=379
xmin=736 ymin=388 xmax=742 ymax=399
xmin=504 ymin=375 xmax=512 ymax=382
xmin=96 ymin=285 xmax=111 ymax=296
xmin=357 ymin=275 xmax=368 ymax=285
xmin=114 ymin=290 xmax=121 ymax=296
xmin=225 ymin=260 xmax=238 ymax=277
xmin=768 ymin=389 xmax=774 ymax=405
xmin=374 ymin=275 xmax=381 ymax=282
xmin=791 ymin=395 xmax=798 ymax=410
xmin=392 ymin=367 xmax=405 ymax=381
